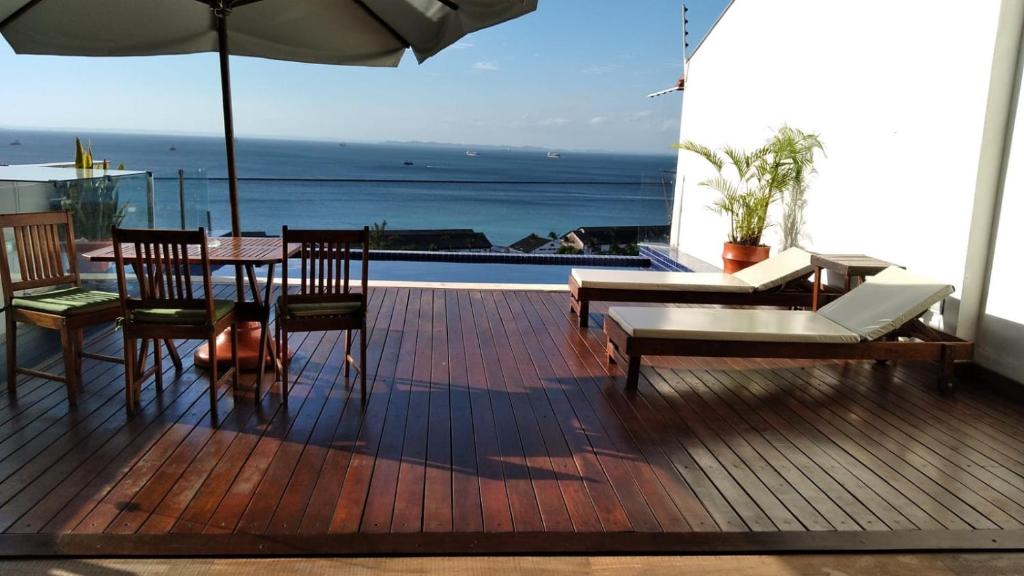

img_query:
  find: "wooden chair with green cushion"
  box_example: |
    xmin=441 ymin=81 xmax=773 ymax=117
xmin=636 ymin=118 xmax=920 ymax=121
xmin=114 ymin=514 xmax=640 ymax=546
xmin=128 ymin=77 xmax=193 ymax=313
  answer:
xmin=0 ymin=211 xmax=124 ymax=406
xmin=276 ymin=226 xmax=369 ymax=404
xmin=112 ymin=226 xmax=238 ymax=419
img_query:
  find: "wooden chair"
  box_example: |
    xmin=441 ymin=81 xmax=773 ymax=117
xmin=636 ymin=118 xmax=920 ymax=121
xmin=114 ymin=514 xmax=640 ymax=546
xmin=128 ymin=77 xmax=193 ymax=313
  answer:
xmin=0 ymin=211 xmax=123 ymax=406
xmin=276 ymin=226 xmax=369 ymax=404
xmin=112 ymin=227 xmax=238 ymax=418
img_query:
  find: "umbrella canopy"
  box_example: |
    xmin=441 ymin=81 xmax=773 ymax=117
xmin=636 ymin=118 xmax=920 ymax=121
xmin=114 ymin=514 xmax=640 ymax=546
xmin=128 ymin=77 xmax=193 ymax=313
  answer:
xmin=0 ymin=0 xmax=537 ymax=234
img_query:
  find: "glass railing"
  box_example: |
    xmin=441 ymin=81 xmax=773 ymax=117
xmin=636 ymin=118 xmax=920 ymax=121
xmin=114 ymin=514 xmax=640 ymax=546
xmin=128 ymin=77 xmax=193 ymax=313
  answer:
xmin=2 ymin=158 xmax=682 ymax=287
xmin=33 ymin=167 xmax=212 ymax=236
xmin=120 ymin=169 xmax=211 ymax=231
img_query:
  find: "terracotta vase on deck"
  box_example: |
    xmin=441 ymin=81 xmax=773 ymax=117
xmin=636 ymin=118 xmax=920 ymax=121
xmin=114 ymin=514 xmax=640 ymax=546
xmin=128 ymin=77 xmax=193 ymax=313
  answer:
xmin=75 ymin=239 xmax=111 ymax=274
xmin=721 ymin=242 xmax=770 ymax=273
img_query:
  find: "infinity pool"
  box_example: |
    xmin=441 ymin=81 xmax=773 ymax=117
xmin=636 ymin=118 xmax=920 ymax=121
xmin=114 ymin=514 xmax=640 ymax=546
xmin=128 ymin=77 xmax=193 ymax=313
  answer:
xmin=214 ymin=260 xmax=649 ymax=284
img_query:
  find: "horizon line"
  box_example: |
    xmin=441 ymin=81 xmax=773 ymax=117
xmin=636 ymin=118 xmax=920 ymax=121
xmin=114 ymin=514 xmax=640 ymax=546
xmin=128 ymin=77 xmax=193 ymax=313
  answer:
xmin=0 ymin=125 xmax=678 ymax=157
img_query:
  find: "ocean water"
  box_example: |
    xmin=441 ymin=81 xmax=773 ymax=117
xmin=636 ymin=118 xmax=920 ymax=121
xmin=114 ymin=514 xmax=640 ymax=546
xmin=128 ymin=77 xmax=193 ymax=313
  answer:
xmin=0 ymin=129 xmax=675 ymax=247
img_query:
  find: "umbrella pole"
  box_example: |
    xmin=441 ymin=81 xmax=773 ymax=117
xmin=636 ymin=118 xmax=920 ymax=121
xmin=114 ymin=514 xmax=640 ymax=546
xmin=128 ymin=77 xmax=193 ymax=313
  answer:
xmin=214 ymin=7 xmax=245 ymax=306
xmin=216 ymin=9 xmax=241 ymax=238
xmin=197 ymin=6 xmax=278 ymax=376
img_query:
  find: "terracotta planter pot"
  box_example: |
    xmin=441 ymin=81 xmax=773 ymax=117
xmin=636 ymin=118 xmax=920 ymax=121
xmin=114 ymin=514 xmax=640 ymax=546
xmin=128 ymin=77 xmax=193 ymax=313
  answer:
xmin=721 ymin=242 xmax=770 ymax=273
xmin=75 ymin=239 xmax=111 ymax=274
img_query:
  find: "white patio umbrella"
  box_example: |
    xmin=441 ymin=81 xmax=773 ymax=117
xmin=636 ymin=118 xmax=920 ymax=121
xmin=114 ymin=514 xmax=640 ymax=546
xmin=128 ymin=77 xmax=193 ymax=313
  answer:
xmin=0 ymin=0 xmax=537 ymax=235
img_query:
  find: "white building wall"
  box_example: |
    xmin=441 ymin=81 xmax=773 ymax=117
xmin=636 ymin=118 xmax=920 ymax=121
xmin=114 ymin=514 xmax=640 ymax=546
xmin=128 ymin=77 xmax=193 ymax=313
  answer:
xmin=977 ymin=24 xmax=1024 ymax=381
xmin=672 ymin=0 xmax=1024 ymax=383
xmin=672 ymin=0 xmax=1001 ymax=290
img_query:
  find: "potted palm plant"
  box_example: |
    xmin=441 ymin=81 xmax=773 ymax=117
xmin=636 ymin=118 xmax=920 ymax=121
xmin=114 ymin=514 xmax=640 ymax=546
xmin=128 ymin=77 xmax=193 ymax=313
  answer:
xmin=773 ymin=127 xmax=824 ymax=249
xmin=679 ymin=127 xmax=822 ymax=272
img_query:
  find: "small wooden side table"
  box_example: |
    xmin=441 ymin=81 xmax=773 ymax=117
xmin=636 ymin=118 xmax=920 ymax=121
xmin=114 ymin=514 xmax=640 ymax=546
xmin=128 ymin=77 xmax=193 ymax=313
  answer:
xmin=811 ymin=254 xmax=898 ymax=310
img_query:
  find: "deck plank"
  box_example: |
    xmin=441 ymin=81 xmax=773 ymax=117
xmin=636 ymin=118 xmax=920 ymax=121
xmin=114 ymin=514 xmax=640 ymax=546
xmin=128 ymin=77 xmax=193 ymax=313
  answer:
xmin=0 ymin=286 xmax=1022 ymax=555
xmin=444 ymin=290 xmax=484 ymax=533
xmin=422 ymin=290 xmax=454 ymax=533
xmin=455 ymin=290 xmax=513 ymax=533
xmin=301 ymin=288 xmax=408 ymax=534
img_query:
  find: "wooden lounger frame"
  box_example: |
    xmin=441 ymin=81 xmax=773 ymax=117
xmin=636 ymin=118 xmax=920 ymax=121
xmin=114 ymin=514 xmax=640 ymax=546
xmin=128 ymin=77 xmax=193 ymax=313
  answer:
xmin=605 ymin=313 xmax=973 ymax=394
xmin=570 ymin=275 xmax=834 ymax=328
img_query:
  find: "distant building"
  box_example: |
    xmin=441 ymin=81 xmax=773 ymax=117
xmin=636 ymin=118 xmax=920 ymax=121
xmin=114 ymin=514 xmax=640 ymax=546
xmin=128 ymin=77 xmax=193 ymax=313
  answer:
xmin=375 ymin=229 xmax=493 ymax=252
xmin=509 ymin=233 xmax=561 ymax=254
xmin=563 ymin=225 xmax=670 ymax=255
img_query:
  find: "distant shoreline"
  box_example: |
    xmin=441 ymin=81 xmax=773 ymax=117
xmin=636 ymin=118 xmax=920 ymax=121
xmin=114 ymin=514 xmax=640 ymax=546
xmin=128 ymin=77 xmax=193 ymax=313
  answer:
xmin=0 ymin=126 xmax=677 ymax=159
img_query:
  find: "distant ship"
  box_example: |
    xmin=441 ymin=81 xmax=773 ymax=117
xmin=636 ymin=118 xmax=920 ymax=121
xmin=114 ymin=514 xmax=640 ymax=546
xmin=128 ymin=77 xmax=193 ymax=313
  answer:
xmin=338 ymin=142 xmax=347 ymax=147
xmin=9 ymin=140 xmax=21 ymax=146
xmin=465 ymin=150 xmax=480 ymax=157
xmin=547 ymin=151 xmax=561 ymax=159
xmin=168 ymin=145 xmax=176 ymax=151
xmin=403 ymin=161 xmax=414 ymax=166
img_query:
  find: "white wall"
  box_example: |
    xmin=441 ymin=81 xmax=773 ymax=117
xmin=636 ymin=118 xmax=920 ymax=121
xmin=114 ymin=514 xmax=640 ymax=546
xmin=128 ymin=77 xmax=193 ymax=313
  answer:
xmin=977 ymin=25 xmax=1024 ymax=381
xmin=672 ymin=0 xmax=1001 ymax=291
xmin=671 ymin=0 xmax=1024 ymax=382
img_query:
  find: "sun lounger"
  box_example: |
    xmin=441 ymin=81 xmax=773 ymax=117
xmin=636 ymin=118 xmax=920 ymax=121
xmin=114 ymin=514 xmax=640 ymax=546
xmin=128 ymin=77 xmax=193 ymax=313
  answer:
xmin=570 ymin=247 xmax=820 ymax=328
xmin=604 ymin=266 xmax=973 ymax=393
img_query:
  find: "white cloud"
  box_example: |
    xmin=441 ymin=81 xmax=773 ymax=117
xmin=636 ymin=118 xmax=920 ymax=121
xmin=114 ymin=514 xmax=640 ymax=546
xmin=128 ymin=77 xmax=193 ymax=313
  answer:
xmin=538 ymin=117 xmax=570 ymax=127
xmin=625 ymin=110 xmax=654 ymax=122
xmin=472 ymin=61 xmax=499 ymax=71
xmin=451 ymin=41 xmax=474 ymax=50
xmin=659 ymin=119 xmax=678 ymax=132
xmin=588 ymin=116 xmax=610 ymax=125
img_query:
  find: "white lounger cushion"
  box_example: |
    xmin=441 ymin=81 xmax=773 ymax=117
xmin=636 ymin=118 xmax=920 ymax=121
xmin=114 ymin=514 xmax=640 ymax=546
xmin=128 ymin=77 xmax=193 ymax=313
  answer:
xmin=571 ymin=269 xmax=754 ymax=293
xmin=607 ymin=307 xmax=860 ymax=344
xmin=818 ymin=266 xmax=954 ymax=341
xmin=732 ymin=247 xmax=814 ymax=291
xmin=571 ymin=247 xmax=812 ymax=294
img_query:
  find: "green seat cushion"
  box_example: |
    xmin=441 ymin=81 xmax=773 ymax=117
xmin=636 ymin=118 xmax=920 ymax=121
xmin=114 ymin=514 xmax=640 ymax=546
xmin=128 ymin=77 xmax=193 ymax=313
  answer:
xmin=11 ymin=287 xmax=120 ymax=316
xmin=278 ymin=297 xmax=362 ymax=319
xmin=130 ymin=299 xmax=235 ymax=325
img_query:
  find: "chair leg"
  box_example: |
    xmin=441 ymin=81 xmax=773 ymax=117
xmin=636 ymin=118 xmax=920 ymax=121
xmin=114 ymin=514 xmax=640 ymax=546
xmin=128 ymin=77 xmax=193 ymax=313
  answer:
xmin=124 ymin=336 xmax=137 ymax=415
xmin=153 ymin=338 xmax=164 ymax=393
xmin=208 ymin=331 xmax=219 ymax=421
xmin=254 ymin=321 xmax=266 ymax=406
xmin=625 ymin=355 xmax=641 ymax=390
xmin=280 ymin=326 xmax=289 ymax=406
xmin=231 ymin=324 xmax=240 ymax=392
xmin=59 ymin=326 xmax=79 ymax=407
xmin=6 ymin=316 xmax=16 ymax=394
xmin=273 ymin=315 xmax=281 ymax=382
xmin=577 ymin=299 xmax=590 ymax=329
xmin=344 ymin=329 xmax=352 ymax=379
xmin=359 ymin=327 xmax=367 ymax=394
xmin=74 ymin=329 xmax=84 ymax=390
xmin=164 ymin=339 xmax=183 ymax=371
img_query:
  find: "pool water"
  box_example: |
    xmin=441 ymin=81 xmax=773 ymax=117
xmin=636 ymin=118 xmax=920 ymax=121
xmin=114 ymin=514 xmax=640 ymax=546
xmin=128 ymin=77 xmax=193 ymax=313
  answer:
xmin=215 ymin=260 xmax=649 ymax=285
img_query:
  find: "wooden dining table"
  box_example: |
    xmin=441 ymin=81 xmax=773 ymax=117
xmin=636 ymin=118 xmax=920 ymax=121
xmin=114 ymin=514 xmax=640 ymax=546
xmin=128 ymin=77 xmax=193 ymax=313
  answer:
xmin=84 ymin=236 xmax=300 ymax=373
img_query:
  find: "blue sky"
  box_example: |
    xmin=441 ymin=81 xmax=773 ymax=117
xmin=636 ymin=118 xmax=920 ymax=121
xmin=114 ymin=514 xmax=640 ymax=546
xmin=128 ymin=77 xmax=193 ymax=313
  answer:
xmin=0 ymin=1 xmax=730 ymax=154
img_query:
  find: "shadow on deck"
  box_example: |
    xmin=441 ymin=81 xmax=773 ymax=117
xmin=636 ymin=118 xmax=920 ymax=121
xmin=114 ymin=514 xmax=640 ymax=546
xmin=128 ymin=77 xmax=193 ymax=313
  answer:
xmin=1 ymin=285 xmax=1023 ymax=556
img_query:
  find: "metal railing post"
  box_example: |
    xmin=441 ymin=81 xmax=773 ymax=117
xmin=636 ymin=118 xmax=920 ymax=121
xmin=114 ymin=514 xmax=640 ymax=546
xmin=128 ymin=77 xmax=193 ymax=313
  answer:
xmin=178 ymin=169 xmax=187 ymax=229
xmin=146 ymin=172 xmax=155 ymax=228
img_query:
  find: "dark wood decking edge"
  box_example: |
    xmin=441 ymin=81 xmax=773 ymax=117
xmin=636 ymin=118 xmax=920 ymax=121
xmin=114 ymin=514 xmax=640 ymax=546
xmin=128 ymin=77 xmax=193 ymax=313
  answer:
xmin=0 ymin=530 xmax=1023 ymax=557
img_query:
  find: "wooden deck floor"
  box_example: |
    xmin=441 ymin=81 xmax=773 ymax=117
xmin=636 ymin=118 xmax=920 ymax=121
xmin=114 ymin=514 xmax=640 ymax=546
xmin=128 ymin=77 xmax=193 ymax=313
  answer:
xmin=1 ymin=285 xmax=1024 ymax=556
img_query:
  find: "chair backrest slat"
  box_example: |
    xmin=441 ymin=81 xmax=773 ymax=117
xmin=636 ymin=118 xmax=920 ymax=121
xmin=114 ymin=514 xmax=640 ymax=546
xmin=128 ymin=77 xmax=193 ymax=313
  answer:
xmin=112 ymin=227 xmax=215 ymax=320
xmin=45 ymin=225 xmax=61 ymax=277
xmin=317 ymin=241 xmax=324 ymax=294
xmin=12 ymin=227 xmax=28 ymax=281
xmin=281 ymin=227 xmax=369 ymax=308
xmin=0 ymin=211 xmax=81 ymax=301
xmin=343 ymin=241 xmax=351 ymax=294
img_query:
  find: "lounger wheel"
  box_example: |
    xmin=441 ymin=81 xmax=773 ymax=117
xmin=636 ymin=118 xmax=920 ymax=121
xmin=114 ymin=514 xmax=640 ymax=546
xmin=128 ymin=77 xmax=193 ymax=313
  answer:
xmin=937 ymin=379 xmax=957 ymax=395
